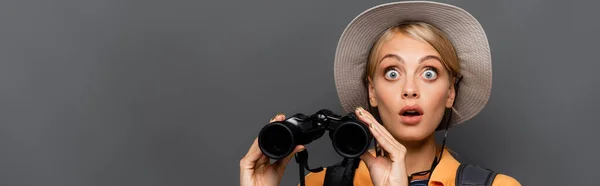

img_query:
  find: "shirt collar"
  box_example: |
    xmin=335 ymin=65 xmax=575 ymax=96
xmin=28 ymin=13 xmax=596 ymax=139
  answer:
xmin=428 ymin=148 xmax=460 ymax=185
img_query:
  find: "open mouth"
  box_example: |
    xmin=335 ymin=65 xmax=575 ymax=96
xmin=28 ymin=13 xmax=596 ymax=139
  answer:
xmin=399 ymin=106 xmax=424 ymax=125
xmin=400 ymin=108 xmax=423 ymax=116
xmin=402 ymin=110 xmax=421 ymax=116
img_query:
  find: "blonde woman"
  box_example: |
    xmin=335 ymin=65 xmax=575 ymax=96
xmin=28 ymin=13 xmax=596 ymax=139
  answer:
xmin=240 ymin=1 xmax=521 ymax=186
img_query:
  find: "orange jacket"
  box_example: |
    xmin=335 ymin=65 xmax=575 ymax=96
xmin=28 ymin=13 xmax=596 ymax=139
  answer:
xmin=302 ymin=149 xmax=521 ymax=186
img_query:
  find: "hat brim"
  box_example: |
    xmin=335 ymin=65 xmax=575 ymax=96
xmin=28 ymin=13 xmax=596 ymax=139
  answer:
xmin=334 ymin=1 xmax=492 ymax=127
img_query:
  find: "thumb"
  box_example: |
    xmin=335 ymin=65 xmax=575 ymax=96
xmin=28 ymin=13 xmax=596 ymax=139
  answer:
xmin=274 ymin=145 xmax=305 ymax=174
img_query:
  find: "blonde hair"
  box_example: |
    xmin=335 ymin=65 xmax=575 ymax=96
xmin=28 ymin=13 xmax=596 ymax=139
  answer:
xmin=363 ymin=21 xmax=460 ymax=85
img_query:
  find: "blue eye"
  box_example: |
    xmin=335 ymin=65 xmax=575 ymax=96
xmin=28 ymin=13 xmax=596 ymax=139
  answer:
xmin=385 ymin=69 xmax=400 ymax=80
xmin=421 ymin=69 xmax=438 ymax=80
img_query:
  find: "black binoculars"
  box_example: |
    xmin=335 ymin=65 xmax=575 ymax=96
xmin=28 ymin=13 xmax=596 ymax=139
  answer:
xmin=258 ymin=109 xmax=373 ymax=159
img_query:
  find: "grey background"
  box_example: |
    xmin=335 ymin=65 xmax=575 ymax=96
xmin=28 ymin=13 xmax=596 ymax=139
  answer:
xmin=0 ymin=0 xmax=597 ymax=185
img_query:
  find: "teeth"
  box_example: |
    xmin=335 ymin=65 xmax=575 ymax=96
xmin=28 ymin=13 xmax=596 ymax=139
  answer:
xmin=406 ymin=110 xmax=417 ymax=113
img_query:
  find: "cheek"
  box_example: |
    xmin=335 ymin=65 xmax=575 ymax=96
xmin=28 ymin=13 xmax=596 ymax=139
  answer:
xmin=420 ymin=85 xmax=450 ymax=121
xmin=423 ymin=87 xmax=448 ymax=106
xmin=372 ymin=82 xmax=403 ymax=125
xmin=373 ymin=82 xmax=401 ymax=108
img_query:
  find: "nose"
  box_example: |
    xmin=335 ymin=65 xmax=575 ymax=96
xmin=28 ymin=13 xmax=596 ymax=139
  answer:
xmin=402 ymin=80 xmax=419 ymax=99
xmin=402 ymin=90 xmax=418 ymax=98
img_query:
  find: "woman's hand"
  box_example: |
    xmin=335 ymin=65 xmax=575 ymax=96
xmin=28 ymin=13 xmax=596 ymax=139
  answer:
xmin=356 ymin=107 xmax=408 ymax=186
xmin=239 ymin=114 xmax=306 ymax=186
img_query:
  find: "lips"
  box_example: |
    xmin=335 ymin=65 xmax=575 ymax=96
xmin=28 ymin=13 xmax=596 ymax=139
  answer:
xmin=399 ymin=105 xmax=424 ymax=125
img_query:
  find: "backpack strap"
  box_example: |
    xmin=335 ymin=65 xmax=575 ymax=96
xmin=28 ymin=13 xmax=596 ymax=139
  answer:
xmin=455 ymin=164 xmax=498 ymax=186
xmin=323 ymin=158 xmax=361 ymax=186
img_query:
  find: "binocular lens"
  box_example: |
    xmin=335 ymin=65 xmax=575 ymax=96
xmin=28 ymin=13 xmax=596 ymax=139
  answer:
xmin=258 ymin=111 xmax=371 ymax=159
xmin=258 ymin=123 xmax=295 ymax=159
xmin=332 ymin=122 xmax=370 ymax=158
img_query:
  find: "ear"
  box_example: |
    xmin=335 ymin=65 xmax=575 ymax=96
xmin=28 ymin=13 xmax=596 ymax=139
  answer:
xmin=368 ymin=77 xmax=378 ymax=107
xmin=445 ymin=80 xmax=456 ymax=108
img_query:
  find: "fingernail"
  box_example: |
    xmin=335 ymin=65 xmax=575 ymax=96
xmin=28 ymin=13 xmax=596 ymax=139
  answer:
xmin=356 ymin=107 xmax=364 ymax=116
xmin=271 ymin=113 xmax=284 ymax=121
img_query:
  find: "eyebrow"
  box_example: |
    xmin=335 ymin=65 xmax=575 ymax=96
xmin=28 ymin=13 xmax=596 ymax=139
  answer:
xmin=379 ymin=54 xmax=442 ymax=64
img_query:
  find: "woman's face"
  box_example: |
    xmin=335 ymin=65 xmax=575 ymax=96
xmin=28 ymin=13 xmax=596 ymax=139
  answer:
xmin=368 ymin=32 xmax=455 ymax=142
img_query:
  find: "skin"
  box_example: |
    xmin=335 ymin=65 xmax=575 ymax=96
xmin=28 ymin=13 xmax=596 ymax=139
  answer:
xmin=239 ymin=32 xmax=456 ymax=186
xmin=365 ymin=31 xmax=456 ymax=180
xmin=368 ymin=31 xmax=455 ymax=145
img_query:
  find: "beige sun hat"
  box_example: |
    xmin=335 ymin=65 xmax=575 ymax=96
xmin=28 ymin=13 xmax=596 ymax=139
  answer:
xmin=334 ymin=1 xmax=492 ymax=127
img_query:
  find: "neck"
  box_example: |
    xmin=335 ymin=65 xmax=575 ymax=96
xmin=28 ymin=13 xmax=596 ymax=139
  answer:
xmin=399 ymin=134 xmax=440 ymax=176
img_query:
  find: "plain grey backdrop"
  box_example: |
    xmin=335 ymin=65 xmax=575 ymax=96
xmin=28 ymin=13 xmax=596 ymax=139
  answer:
xmin=1 ymin=0 xmax=598 ymax=185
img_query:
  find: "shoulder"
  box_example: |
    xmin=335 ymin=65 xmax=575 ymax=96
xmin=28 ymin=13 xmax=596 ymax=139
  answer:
xmin=454 ymin=164 xmax=521 ymax=186
xmin=447 ymin=149 xmax=520 ymax=186
xmin=492 ymin=174 xmax=521 ymax=186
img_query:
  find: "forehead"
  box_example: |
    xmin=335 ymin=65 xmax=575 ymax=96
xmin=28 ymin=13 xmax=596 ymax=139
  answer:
xmin=378 ymin=32 xmax=440 ymax=60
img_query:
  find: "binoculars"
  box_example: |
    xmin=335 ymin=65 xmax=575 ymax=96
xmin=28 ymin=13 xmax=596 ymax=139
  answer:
xmin=258 ymin=109 xmax=373 ymax=159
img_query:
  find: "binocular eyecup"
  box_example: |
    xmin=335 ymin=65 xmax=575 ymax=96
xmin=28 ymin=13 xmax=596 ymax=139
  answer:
xmin=258 ymin=109 xmax=372 ymax=159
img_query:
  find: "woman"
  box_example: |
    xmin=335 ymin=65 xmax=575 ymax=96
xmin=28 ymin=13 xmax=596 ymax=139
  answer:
xmin=240 ymin=1 xmax=520 ymax=186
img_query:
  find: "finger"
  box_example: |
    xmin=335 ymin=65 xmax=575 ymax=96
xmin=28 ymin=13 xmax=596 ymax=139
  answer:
xmin=357 ymin=108 xmax=403 ymax=152
xmin=371 ymin=120 xmax=402 ymax=151
xmin=355 ymin=107 xmax=383 ymax=132
xmin=375 ymin=143 xmax=386 ymax=157
xmin=357 ymin=108 xmax=397 ymax=145
xmin=240 ymin=138 xmax=263 ymax=169
xmin=255 ymin=154 xmax=270 ymax=168
xmin=354 ymin=108 xmax=396 ymax=150
xmin=270 ymin=113 xmax=286 ymax=123
xmin=274 ymin=145 xmax=305 ymax=174
xmin=276 ymin=113 xmax=286 ymax=122
xmin=354 ymin=107 xmax=371 ymax=127
xmin=355 ymin=108 xmax=403 ymax=160
xmin=372 ymin=122 xmax=406 ymax=161
xmin=367 ymin=120 xmax=397 ymax=158
xmin=368 ymin=118 xmax=406 ymax=157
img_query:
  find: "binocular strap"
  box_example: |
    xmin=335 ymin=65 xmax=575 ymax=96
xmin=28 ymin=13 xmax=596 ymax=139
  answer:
xmin=296 ymin=150 xmax=324 ymax=186
xmin=323 ymin=158 xmax=361 ymax=186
